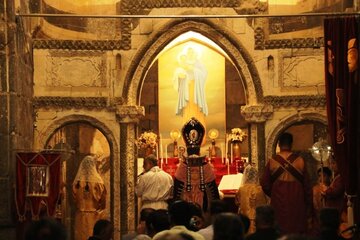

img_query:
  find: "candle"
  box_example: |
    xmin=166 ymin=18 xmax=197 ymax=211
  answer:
xmin=159 ymin=134 xmax=163 ymax=159
xmin=230 ymin=143 xmax=233 ymax=165
xmin=165 ymin=144 xmax=168 ymax=164
xmin=220 ymin=143 xmax=224 ymax=164
xmin=226 ymin=158 xmax=230 ymax=175
xmin=347 ymin=197 xmax=354 ymax=226
xmin=225 ymin=135 xmax=228 ymax=165
xmin=156 ymin=144 xmax=159 ymax=160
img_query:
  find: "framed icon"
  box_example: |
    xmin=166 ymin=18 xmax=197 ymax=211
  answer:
xmin=26 ymin=165 xmax=49 ymax=197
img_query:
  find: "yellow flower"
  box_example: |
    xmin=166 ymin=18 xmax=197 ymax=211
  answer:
xmin=136 ymin=131 xmax=158 ymax=149
xmin=228 ymin=128 xmax=247 ymax=143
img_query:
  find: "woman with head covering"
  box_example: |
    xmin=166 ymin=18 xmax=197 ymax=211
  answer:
xmin=236 ymin=164 xmax=268 ymax=234
xmin=72 ymin=155 xmax=107 ymax=240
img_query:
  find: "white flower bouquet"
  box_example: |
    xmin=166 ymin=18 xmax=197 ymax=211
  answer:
xmin=136 ymin=131 xmax=158 ymax=149
xmin=228 ymin=128 xmax=247 ymax=143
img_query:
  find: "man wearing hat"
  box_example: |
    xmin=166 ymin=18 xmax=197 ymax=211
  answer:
xmin=173 ymin=118 xmax=219 ymax=212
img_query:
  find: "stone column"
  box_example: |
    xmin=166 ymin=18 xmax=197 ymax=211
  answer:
xmin=241 ymin=104 xmax=273 ymax=174
xmin=0 ymin=1 xmax=33 ymax=238
xmin=116 ymin=105 xmax=144 ymax=236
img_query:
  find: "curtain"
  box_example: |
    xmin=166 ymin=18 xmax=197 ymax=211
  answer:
xmin=15 ymin=152 xmax=61 ymax=221
xmin=324 ymin=16 xmax=360 ymax=223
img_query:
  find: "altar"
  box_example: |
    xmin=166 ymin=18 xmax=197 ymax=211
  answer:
xmin=159 ymin=156 xmax=246 ymax=187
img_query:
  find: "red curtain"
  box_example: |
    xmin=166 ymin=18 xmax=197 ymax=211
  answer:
xmin=15 ymin=152 xmax=61 ymax=221
xmin=324 ymin=16 xmax=360 ymax=223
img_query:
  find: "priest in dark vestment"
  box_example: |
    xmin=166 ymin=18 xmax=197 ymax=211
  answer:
xmin=260 ymin=132 xmax=312 ymax=235
xmin=173 ymin=117 xmax=219 ymax=212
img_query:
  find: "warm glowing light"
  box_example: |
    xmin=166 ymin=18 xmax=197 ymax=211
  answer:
xmin=268 ymin=0 xmax=298 ymax=5
xmin=170 ymin=130 xmax=181 ymax=141
xmin=208 ymin=129 xmax=219 ymax=140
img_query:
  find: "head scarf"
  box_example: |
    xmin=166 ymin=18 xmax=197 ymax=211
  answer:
xmin=241 ymin=164 xmax=259 ymax=185
xmin=73 ymin=155 xmax=103 ymax=184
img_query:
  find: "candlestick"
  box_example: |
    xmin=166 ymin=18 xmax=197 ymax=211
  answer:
xmin=159 ymin=134 xmax=163 ymax=159
xmin=226 ymin=158 xmax=230 ymax=175
xmin=165 ymin=144 xmax=168 ymax=164
xmin=230 ymin=143 xmax=233 ymax=165
xmin=220 ymin=143 xmax=224 ymax=164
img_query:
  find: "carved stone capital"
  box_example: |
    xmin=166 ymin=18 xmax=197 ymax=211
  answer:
xmin=116 ymin=105 xmax=145 ymax=123
xmin=241 ymin=104 xmax=273 ymax=123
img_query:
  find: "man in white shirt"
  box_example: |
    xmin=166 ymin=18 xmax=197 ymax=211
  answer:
xmin=135 ymin=154 xmax=173 ymax=210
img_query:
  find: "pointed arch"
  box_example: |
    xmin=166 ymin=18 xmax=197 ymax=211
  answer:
xmin=124 ymin=19 xmax=263 ymax=106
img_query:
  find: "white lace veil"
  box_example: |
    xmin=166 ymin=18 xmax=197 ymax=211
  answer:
xmin=241 ymin=164 xmax=259 ymax=185
xmin=73 ymin=155 xmax=104 ymax=184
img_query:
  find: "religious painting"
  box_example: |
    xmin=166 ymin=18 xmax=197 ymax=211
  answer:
xmin=26 ymin=165 xmax=49 ymax=197
xmin=257 ymin=0 xmax=352 ymax=48
xmin=158 ymin=40 xmax=226 ymax=155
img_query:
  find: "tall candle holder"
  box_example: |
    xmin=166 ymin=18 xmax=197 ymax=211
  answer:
xmin=208 ymin=129 xmax=219 ymax=158
xmin=170 ymin=129 xmax=181 ymax=157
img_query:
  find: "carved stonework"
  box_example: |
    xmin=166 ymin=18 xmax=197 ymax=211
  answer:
xmin=263 ymin=95 xmax=326 ymax=108
xmin=43 ymin=50 xmax=107 ymax=88
xmin=254 ymin=21 xmax=324 ymax=49
xmin=119 ymin=0 xmax=265 ymax=50
xmin=279 ymin=49 xmax=324 ymax=89
xmin=33 ymin=39 xmax=123 ymax=50
xmin=241 ymin=104 xmax=273 ymax=123
xmin=33 ymin=97 xmax=109 ymax=110
xmin=116 ymin=105 xmax=145 ymax=123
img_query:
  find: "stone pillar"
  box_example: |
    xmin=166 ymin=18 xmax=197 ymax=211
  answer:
xmin=116 ymin=105 xmax=144 ymax=236
xmin=0 ymin=1 xmax=33 ymax=238
xmin=241 ymin=104 xmax=273 ymax=174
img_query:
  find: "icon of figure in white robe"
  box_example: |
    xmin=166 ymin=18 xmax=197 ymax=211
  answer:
xmin=173 ymin=46 xmax=208 ymax=122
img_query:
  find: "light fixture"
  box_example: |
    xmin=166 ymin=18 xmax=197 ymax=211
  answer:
xmin=208 ymin=129 xmax=219 ymax=158
xmin=170 ymin=130 xmax=181 ymax=157
xmin=310 ymin=138 xmax=332 ymax=184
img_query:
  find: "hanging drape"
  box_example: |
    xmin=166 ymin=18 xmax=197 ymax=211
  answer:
xmin=324 ymin=16 xmax=360 ymax=223
xmin=15 ymin=151 xmax=61 ymax=221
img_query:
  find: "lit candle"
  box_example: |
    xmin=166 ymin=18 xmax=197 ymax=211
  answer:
xmin=156 ymin=144 xmax=159 ymax=160
xmin=221 ymin=143 xmax=224 ymax=164
xmin=230 ymin=143 xmax=233 ymax=165
xmin=348 ymin=197 xmax=354 ymax=226
xmin=159 ymin=134 xmax=163 ymax=159
xmin=226 ymin=158 xmax=230 ymax=175
xmin=225 ymin=135 xmax=228 ymax=165
xmin=165 ymin=143 xmax=168 ymax=165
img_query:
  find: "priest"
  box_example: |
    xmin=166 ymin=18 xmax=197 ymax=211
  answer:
xmin=173 ymin=117 xmax=219 ymax=211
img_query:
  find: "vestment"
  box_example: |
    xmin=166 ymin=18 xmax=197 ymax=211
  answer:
xmin=135 ymin=166 xmax=173 ymax=210
xmin=152 ymin=225 xmax=205 ymax=240
xmin=72 ymin=155 xmax=106 ymax=240
xmin=173 ymin=158 xmax=219 ymax=212
xmin=261 ymin=152 xmax=311 ymax=234
xmin=323 ymin=174 xmax=345 ymax=215
xmin=236 ymin=165 xmax=268 ymax=234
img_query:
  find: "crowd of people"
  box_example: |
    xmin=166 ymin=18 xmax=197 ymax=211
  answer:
xmin=23 ymin=121 xmax=356 ymax=240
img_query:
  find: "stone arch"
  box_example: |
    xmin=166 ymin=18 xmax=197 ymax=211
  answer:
xmin=37 ymin=114 xmax=120 ymax=234
xmin=266 ymin=112 xmax=328 ymax=160
xmin=124 ymin=19 xmax=263 ymax=106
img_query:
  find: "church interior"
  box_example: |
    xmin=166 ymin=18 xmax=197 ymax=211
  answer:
xmin=1 ymin=0 xmax=359 ymax=239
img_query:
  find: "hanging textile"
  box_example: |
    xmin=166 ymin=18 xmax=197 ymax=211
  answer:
xmin=324 ymin=16 xmax=360 ymax=223
xmin=15 ymin=151 xmax=62 ymax=221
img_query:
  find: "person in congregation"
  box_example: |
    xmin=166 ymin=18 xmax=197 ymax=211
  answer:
xmin=88 ymin=219 xmax=113 ymax=240
xmin=260 ymin=132 xmax=312 ymax=235
xmin=173 ymin=118 xmax=219 ymax=212
xmin=197 ymin=199 xmax=229 ymax=240
xmin=213 ymin=212 xmax=245 ymax=240
xmin=245 ymin=205 xmax=280 ymax=240
xmin=236 ymin=164 xmax=268 ymax=234
xmin=152 ymin=200 xmax=205 ymax=240
xmin=72 ymin=155 xmax=107 ymax=240
xmin=320 ymin=156 xmax=345 ymax=216
xmin=135 ymin=154 xmax=173 ymax=210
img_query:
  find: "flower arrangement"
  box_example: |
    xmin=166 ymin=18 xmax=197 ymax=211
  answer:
xmin=228 ymin=128 xmax=247 ymax=143
xmin=136 ymin=131 xmax=158 ymax=149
